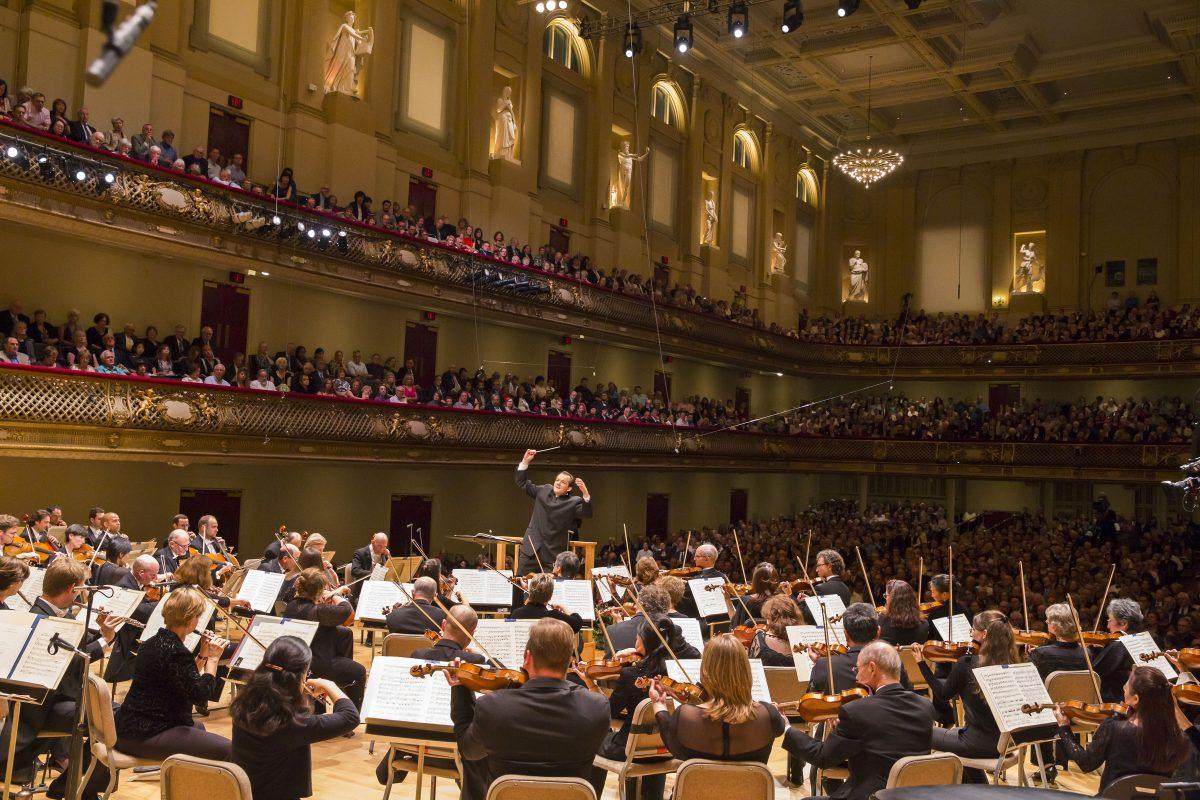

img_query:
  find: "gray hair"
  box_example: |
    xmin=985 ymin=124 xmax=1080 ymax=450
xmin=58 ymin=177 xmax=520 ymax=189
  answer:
xmin=1045 ymin=603 xmax=1078 ymax=639
xmin=412 ymin=576 xmax=438 ymax=600
xmin=696 ymin=543 xmax=718 ymax=562
xmin=371 ymin=532 xmax=389 ymax=544
xmin=859 ymin=640 xmax=901 ymax=678
xmin=168 ymin=530 xmax=190 ymax=545
xmin=842 ymin=602 xmax=880 ymax=644
xmin=638 ymin=584 xmax=670 ymax=617
xmin=815 ymin=548 xmax=845 ymax=574
xmin=132 ymin=554 xmax=158 ymax=572
xmin=1107 ymin=598 xmax=1143 ymax=630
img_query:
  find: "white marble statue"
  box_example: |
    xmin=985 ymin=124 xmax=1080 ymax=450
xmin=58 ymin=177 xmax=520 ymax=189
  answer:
xmin=324 ymin=11 xmax=375 ymax=96
xmin=770 ymin=232 xmax=787 ymax=274
xmin=1016 ymin=241 xmax=1041 ymax=293
xmin=701 ymin=191 xmax=718 ymax=246
xmin=611 ymin=141 xmax=649 ymax=209
xmin=492 ymin=86 xmax=517 ymax=161
xmin=848 ymin=249 xmax=869 ymax=301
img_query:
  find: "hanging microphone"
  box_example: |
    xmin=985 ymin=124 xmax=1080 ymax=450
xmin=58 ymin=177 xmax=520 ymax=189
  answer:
xmin=86 ymin=1 xmax=158 ymax=86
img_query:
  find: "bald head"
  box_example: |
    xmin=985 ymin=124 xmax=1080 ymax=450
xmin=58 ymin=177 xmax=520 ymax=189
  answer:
xmin=445 ymin=604 xmax=478 ymax=645
xmin=413 ymin=576 xmax=437 ymax=600
xmin=695 ymin=543 xmax=718 ymax=567
xmin=131 ymin=554 xmax=159 ymax=585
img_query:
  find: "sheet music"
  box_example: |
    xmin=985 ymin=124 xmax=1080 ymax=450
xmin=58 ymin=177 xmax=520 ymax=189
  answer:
xmin=687 ymin=577 xmax=731 ymax=619
xmin=453 ymin=569 xmax=515 ymax=606
xmin=140 ymin=596 xmax=216 ymax=651
xmin=10 ymin=615 xmax=85 ymax=689
xmin=550 ymin=580 xmax=595 ymax=621
xmin=236 ymin=570 xmax=285 ymax=613
xmin=592 ymin=566 xmax=630 ymax=604
xmin=933 ymin=614 xmax=972 ymax=643
xmin=361 ymin=656 xmax=455 ymax=730
xmin=785 ymin=624 xmax=846 ymax=681
xmin=471 ymin=619 xmax=536 ymax=668
xmin=666 ymin=658 xmax=772 ymax=703
xmin=1119 ymin=632 xmax=1177 ymax=680
xmin=8 ymin=566 xmax=45 ymax=612
xmin=972 ymin=662 xmax=1056 ymax=733
xmin=673 ymin=616 xmax=705 ymax=653
xmin=230 ymin=616 xmax=320 ymax=672
xmin=803 ymin=593 xmax=846 ymax=627
xmin=355 ymin=582 xmax=412 ymax=623
xmin=370 ymin=563 xmax=389 ymax=582
xmin=0 ymin=613 xmax=37 ymax=679
xmin=86 ymin=586 xmax=146 ymax=633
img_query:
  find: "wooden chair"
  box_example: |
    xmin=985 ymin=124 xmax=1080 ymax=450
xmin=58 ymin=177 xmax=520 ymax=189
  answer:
xmin=592 ymin=699 xmax=682 ymax=800
xmin=81 ymin=674 xmax=162 ymax=800
xmin=381 ymin=743 xmax=461 ymax=800
xmin=382 ymin=633 xmax=432 ymax=658
xmin=885 ymin=753 xmax=963 ymax=788
xmin=956 ymin=732 xmax=1054 ymax=787
xmin=1046 ymin=669 xmax=1102 ymax=736
xmin=485 ymin=775 xmax=597 ymax=800
xmin=900 ymin=648 xmax=931 ymax=698
xmin=672 ymin=759 xmax=774 ymax=800
xmin=1100 ymin=773 xmax=1169 ymax=799
xmin=160 ymin=754 xmax=252 ymax=800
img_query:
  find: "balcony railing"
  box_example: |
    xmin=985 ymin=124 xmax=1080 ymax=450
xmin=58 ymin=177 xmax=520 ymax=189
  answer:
xmin=3 ymin=121 xmax=1200 ymax=378
xmin=0 ymin=365 xmax=1186 ymax=480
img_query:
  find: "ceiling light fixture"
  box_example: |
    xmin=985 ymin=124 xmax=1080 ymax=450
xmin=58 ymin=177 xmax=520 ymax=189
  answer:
xmin=728 ymin=1 xmax=748 ymax=38
xmin=837 ymin=0 xmax=859 ymax=17
xmin=623 ymin=22 xmax=642 ymax=57
xmin=781 ymin=0 xmax=802 ymax=32
xmin=674 ymin=14 xmax=693 ymax=53
xmin=833 ymin=55 xmax=903 ymax=187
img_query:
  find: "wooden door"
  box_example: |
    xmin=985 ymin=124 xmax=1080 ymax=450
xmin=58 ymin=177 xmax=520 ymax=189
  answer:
xmin=179 ymin=489 xmax=242 ymax=553
xmin=729 ymin=489 xmax=748 ymax=527
xmin=408 ymin=178 xmax=437 ymax=222
xmin=735 ymin=387 xmax=751 ymax=419
xmin=547 ymin=350 xmax=571 ymax=397
xmin=987 ymin=383 xmax=1021 ymax=415
xmin=403 ymin=322 xmax=438 ymax=389
xmin=646 ymin=493 xmax=669 ymax=538
xmin=548 ymin=226 xmax=570 ymax=255
xmin=200 ymin=280 xmax=251 ymax=365
xmin=654 ymin=370 xmax=673 ymax=402
xmin=390 ymin=494 xmax=433 ymax=556
xmin=206 ymin=108 xmax=251 ymax=172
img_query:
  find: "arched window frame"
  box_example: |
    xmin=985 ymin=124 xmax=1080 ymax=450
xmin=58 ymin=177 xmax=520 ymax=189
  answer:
xmin=542 ymin=18 xmax=590 ymax=77
xmin=649 ymin=79 xmax=686 ymax=131
xmin=796 ymin=166 xmax=819 ymax=208
xmin=731 ymin=126 xmax=760 ymax=173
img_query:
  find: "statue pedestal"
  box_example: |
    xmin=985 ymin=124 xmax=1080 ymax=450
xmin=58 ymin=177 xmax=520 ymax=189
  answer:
xmin=1006 ymin=291 xmax=1046 ymax=316
xmin=321 ymin=91 xmax=372 ymax=129
xmin=489 ymin=154 xmax=521 ymax=167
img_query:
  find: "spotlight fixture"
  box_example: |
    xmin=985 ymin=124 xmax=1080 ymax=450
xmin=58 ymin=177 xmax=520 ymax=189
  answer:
xmin=297 ymin=221 xmax=306 ymax=231
xmin=306 ymin=228 xmax=316 ymax=239
xmin=103 ymin=172 xmax=115 ymax=184
xmin=781 ymin=0 xmax=802 ymax=32
xmin=74 ymin=168 xmax=87 ymax=181
xmin=673 ymin=14 xmax=693 ymax=54
xmin=271 ymin=214 xmax=282 ymax=226
xmin=535 ymin=1 xmax=545 ymax=12
xmin=727 ymin=1 xmax=748 ymax=39
xmin=4 ymin=146 xmax=17 ymax=159
xmin=837 ymin=0 xmax=859 ymax=17
xmin=623 ymin=22 xmax=642 ymax=58
xmin=338 ymin=230 xmax=347 ymax=238
xmin=321 ymin=228 xmax=332 ymax=238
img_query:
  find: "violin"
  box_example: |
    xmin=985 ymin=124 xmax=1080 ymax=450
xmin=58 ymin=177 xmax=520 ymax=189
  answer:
xmin=1142 ymin=649 xmax=1200 ymax=671
xmin=660 ymin=566 xmax=702 ymax=579
xmin=1172 ymin=683 xmax=1200 ymax=706
xmin=795 ymin=642 xmax=848 ymax=658
xmin=778 ymin=688 xmax=869 ymax=723
xmin=916 ymin=641 xmax=975 ymax=663
xmin=1079 ymin=631 xmax=1121 ymax=647
xmin=1021 ymin=701 xmax=1128 ymax=725
xmin=919 ymin=600 xmax=941 ymax=613
xmin=409 ymin=662 xmax=527 ymax=692
xmin=705 ymin=582 xmax=750 ymax=598
xmin=732 ymin=623 xmax=766 ymax=647
xmin=423 ymin=629 xmax=440 ymax=643
xmin=634 ymin=675 xmax=708 ymax=704
xmin=71 ymin=542 xmax=106 ymax=564
xmin=1013 ymin=629 xmax=1053 ymax=647
xmin=3 ymin=535 xmax=56 ymax=564
xmin=577 ymin=652 xmax=640 ymax=680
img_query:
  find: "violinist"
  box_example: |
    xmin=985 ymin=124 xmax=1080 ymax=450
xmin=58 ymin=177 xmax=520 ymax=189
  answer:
xmin=809 ymin=604 xmax=913 ymax=694
xmin=231 ymin=637 xmax=360 ymax=800
xmin=1029 ymin=603 xmax=1088 ymax=678
xmin=633 ymin=556 xmax=660 ymax=593
xmin=46 ymin=505 xmax=63 ymax=527
xmin=677 ymin=543 xmax=727 ymax=620
xmin=509 ymin=573 xmax=584 ymax=632
xmin=103 ymin=554 xmax=162 ymax=685
xmin=783 ymin=641 xmax=935 ymax=800
xmin=748 ymin=595 xmax=802 ymax=666
xmin=1092 ymin=598 xmax=1143 ymax=703
xmin=0 ymin=554 xmax=30 ymax=609
xmin=1055 ymin=666 xmax=1189 ymax=793
xmin=85 ymin=505 xmax=106 ymax=546
xmin=190 ymin=514 xmax=234 ymax=581
xmin=730 ymin=562 xmax=779 ymax=628
xmin=23 ymin=508 xmax=54 ymax=547
xmin=57 ymin=522 xmax=92 ymax=563
xmin=154 ymin=530 xmax=191 ymax=577
xmin=450 ymin=618 xmax=610 ymax=800
xmin=349 ymin=532 xmax=389 ymax=600
xmin=283 ymin=568 xmax=366 ymax=709
xmin=605 ymin=576 xmax=690 ymax=652
xmin=553 ymin=550 xmax=583 ymax=580
xmin=416 ymin=557 xmax=458 ymax=607
xmin=385 ymin=576 xmax=447 ymax=635
xmin=924 ymin=574 xmax=967 ymax=631
xmin=0 ymin=513 xmax=38 ymax=562
xmin=798 ymin=549 xmax=851 ymax=623
xmin=259 ymin=542 xmax=300 ymax=604
xmin=879 ymin=580 xmax=933 ymax=646
xmin=92 ymin=536 xmax=132 ymax=586
xmin=263 ymin=529 xmax=301 ymax=561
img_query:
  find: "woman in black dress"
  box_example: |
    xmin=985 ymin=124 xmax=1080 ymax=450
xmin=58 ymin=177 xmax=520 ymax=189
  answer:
xmin=731 ymin=562 xmax=779 ymax=628
xmin=231 ymin=636 xmax=360 ymax=800
xmin=748 ymin=594 xmax=802 ymax=666
xmin=878 ymin=579 xmax=933 ymax=646
xmin=281 ymin=568 xmax=365 ymax=709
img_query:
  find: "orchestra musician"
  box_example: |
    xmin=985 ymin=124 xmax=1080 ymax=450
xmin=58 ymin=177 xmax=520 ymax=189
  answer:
xmin=385 ymin=576 xmax=447 ymax=634
xmin=924 ymin=573 xmax=967 ymax=630
xmin=259 ymin=542 xmax=301 ymax=605
xmin=415 ymin=557 xmax=458 ymax=607
xmin=449 ymin=617 xmax=610 ymax=800
xmin=46 ymin=505 xmax=64 ymax=527
xmin=58 ymin=523 xmax=92 ymax=562
xmin=605 ymin=575 xmax=690 ymax=652
xmin=677 ymin=543 xmax=727 ymax=621
xmin=92 ymin=536 xmax=132 ymax=586
xmin=1054 ymin=665 xmax=1189 ymax=792
xmin=1029 ymin=602 xmax=1087 ymax=678
xmin=264 ymin=529 xmax=301 ymax=561
xmin=231 ymin=637 xmax=360 ymax=800
xmin=878 ymin=579 xmax=934 ymax=646
xmin=748 ymin=595 xmax=803 ymax=666
xmin=102 ymin=554 xmax=162 ymax=685
xmin=783 ymin=641 xmax=935 ymax=800
xmin=190 ymin=514 xmax=234 ymax=581
xmin=515 ymin=448 xmax=592 ymax=575
xmin=0 ymin=554 xmax=30 ymax=608
xmin=731 ymin=562 xmax=780 ymax=628
xmin=112 ymin=587 xmax=232 ymax=760
xmin=808 ymin=604 xmax=913 ymax=694
xmin=85 ymin=506 xmax=106 ymax=546
xmin=349 ymin=532 xmax=390 ymax=599
xmin=509 ymin=573 xmax=584 ymax=632
xmin=797 ymin=549 xmax=851 ymax=623
xmin=1091 ymin=598 xmax=1143 ymax=703
xmin=102 ymin=511 xmax=126 ymax=542
xmin=633 ymin=556 xmax=660 ymax=593
xmin=170 ymin=512 xmax=190 ymax=534
xmin=0 ymin=513 xmax=38 ymax=563
xmin=23 ymin=508 xmax=55 ymax=546
xmin=553 ymin=550 xmax=583 ymax=580
xmin=155 ymin=530 xmax=192 ymax=577
xmin=282 ymin=568 xmax=366 ymax=709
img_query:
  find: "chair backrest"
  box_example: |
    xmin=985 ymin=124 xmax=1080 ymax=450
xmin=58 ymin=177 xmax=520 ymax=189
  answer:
xmin=83 ymin=674 xmax=117 ymax=748
xmin=763 ymin=666 xmax=808 ymax=703
xmin=1100 ymin=773 xmax=1169 ymax=800
xmin=900 ymin=648 xmax=929 ymax=690
xmin=673 ymin=759 xmax=774 ymax=800
xmin=161 ymin=754 xmax=253 ymax=800
xmin=485 ymin=775 xmax=596 ymax=800
xmin=886 ymin=753 xmax=963 ymax=788
xmin=1046 ymin=670 xmax=1101 ymax=704
xmin=382 ymin=633 xmax=432 ymax=658
xmin=624 ymin=699 xmax=673 ymax=762
xmin=240 ymin=558 xmax=263 ymax=572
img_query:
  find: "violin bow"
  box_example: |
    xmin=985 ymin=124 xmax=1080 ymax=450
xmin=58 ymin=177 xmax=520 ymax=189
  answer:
xmin=854 ymin=545 xmax=876 ymax=608
xmin=592 ymin=592 xmax=617 ymax=654
xmin=202 ymin=592 xmax=268 ymax=651
xmin=1019 ymin=560 xmax=1032 ymax=636
xmin=722 ymin=575 xmax=759 ymax=628
xmin=732 ymin=527 xmax=749 ymax=585
xmin=629 ymin=590 xmax=696 ymax=684
xmin=1067 ymin=593 xmax=1104 ymax=702
xmin=480 ymin=559 xmax=526 ymax=593
xmin=1093 ymin=563 xmax=1116 ymax=633
xmin=947 ymin=544 xmax=956 ymax=645
xmin=681 ymin=530 xmax=692 ymax=570
xmin=916 ymin=556 xmax=924 ymax=608
xmin=803 ymin=529 xmax=813 ymax=578
xmin=622 ymin=523 xmax=634 ymax=570
xmin=817 ymin=594 xmax=835 ymax=691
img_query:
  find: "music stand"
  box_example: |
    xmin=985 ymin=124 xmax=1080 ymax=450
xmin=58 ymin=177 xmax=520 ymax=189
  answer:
xmin=0 ymin=683 xmax=51 ymax=800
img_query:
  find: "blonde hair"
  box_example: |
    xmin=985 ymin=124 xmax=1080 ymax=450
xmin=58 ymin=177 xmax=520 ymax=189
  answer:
xmin=657 ymin=575 xmax=685 ymax=607
xmin=527 ymin=573 xmax=554 ymax=605
xmin=173 ymin=556 xmax=213 ymax=589
xmin=303 ymin=532 xmax=327 ymax=550
xmin=699 ymin=634 xmax=756 ymax=724
xmin=162 ymin=587 xmax=206 ymax=628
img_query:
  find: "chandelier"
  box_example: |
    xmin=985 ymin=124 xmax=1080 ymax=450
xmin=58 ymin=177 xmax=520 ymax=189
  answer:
xmin=834 ymin=55 xmax=903 ymax=187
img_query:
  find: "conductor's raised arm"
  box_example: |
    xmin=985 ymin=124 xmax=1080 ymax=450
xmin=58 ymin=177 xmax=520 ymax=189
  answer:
xmin=516 ymin=449 xmax=539 ymax=497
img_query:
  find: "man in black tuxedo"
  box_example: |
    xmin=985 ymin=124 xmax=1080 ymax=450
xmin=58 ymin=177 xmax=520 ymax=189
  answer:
xmin=675 ymin=542 xmax=728 ymax=622
xmin=784 ymin=641 xmax=934 ymax=800
xmin=350 ymin=532 xmax=390 ymax=599
xmin=154 ymin=530 xmax=191 ymax=576
xmin=807 ymin=603 xmax=913 ymax=694
xmin=385 ymin=577 xmax=446 ymax=634
xmin=263 ymin=530 xmax=301 ymax=561
xmin=86 ymin=505 xmax=107 ymax=547
xmin=22 ymin=508 xmax=54 ymax=546
xmin=799 ymin=548 xmax=852 ymax=623
xmin=68 ymin=107 xmax=95 ymax=144
xmin=163 ymin=324 xmax=190 ymax=362
xmin=102 ymin=555 xmax=161 ymax=684
xmin=450 ymin=618 xmax=610 ymax=800
xmin=514 ymin=449 xmax=592 ymax=575
xmin=258 ymin=543 xmax=300 ymax=607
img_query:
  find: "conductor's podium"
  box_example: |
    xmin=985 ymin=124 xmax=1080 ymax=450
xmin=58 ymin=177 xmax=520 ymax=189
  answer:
xmin=489 ymin=535 xmax=596 ymax=577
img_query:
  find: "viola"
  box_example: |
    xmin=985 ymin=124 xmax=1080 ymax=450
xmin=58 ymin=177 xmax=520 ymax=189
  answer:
xmin=634 ymin=675 xmax=708 ymax=704
xmin=705 ymin=582 xmax=750 ymax=598
xmin=916 ymin=641 xmax=975 ymax=663
xmin=1021 ymin=701 xmax=1128 ymax=724
xmin=577 ymin=652 xmax=640 ymax=680
xmin=661 ymin=566 xmax=702 ymax=579
xmin=1013 ymin=629 xmax=1053 ymax=647
xmin=1142 ymin=648 xmax=1200 ymax=671
xmin=732 ymin=623 xmax=766 ymax=647
xmin=1079 ymin=631 xmax=1120 ymax=647
xmin=778 ymin=688 xmax=868 ymax=723
xmin=3 ymin=535 xmax=55 ymax=564
xmin=409 ymin=662 xmax=527 ymax=692
xmin=1172 ymin=683 xmax=1200 ymax=706
xmin=423 ymin=629 xmax=440 ymax=643
xmin=794 ymin=642 xmax=847 ymax=658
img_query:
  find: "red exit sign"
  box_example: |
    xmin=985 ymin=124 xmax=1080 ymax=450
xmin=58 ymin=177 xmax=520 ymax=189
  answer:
xmin=227 ymin=95 xmax=243 ymax=110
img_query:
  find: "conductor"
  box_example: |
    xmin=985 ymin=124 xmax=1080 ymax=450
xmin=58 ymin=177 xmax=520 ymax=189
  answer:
xmin=516 ymin=449 xmax=592 ymax=575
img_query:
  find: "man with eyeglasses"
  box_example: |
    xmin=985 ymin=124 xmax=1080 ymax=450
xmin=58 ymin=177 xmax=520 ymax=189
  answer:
xmin=797 ymin=547 xmax=852 ymax=623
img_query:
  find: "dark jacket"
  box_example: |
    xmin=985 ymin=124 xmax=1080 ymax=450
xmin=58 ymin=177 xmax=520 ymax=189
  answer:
xmin=233 ymin=697 xmax=359 ymax=800
xmin=113 ymin=628 xmax=217 ymax=741
xmin=102 ymin=572 xmax=159 ymax=683
xmin=412 ymin=638 xmax=486 ymax=665
xmin=810 ymin=643 xmax=913 ymax=693
xmin=515 ymin=467 xmax=592 ymax=573
xmin=385 ymin=599 xmax=446 ymax=635
xmin=508 ymin=602 xmax=584 ymax=633
xmin=1090 ymin=638 xmax=1135 ymax=703
xmin=1029 ymin=639 xmax=1088 ymax=680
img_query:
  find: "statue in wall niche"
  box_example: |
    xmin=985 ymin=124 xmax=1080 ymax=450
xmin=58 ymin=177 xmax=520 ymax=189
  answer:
xmin=701 ymin=191 xmax=717 ymax=246
xmin=848 ymin=249 xmax=869 ymax=301
xmin=324 ymin=11 xmax=375 ymax=96
xmin=769 ymin=232 xmax=787 ymax=274
xmin=1015 ymin=241 xmax=1042 ymax=294
xmin=611 ymin=141 xmax=649 ymax=209
xmin=492 ymin=86 xmax=518 ymax=161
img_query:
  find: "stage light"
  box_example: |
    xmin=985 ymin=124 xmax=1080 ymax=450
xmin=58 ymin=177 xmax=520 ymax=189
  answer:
xmin=623 ymin=22 xmax=642 ymax=58
xmin=338 ymin=230 xmax=347 ymax=238
xmin=535 ymin=1 xmax=545 ymax=12
xmin=297 ymin=221 xmax=306 ymax=231
xmin=74 ymin=169 xmax=87 ymax=181
xmin=271 ymin=215 xmax=282 ymax=225
xmin=306 ymin=228 xmax=316 ymax=239
xmin=37 ymin=155 xmax=48 ymax=164
xmin=728 ymin=1 xmax=748 ymax=38
xmin=674 ymin=14 xmax=693 ymax=53
xmin=103 ymin=172 xmax=115 ymax=184
xmin=4 ymin=146 xmax=17 ymax=159
xmin=321 ymin=228 xmax=332 ymax=238
xmin=837 ymin=0 xmax=859 ymax=16
xmin=781 ymin=0 xmax=802 ymax=32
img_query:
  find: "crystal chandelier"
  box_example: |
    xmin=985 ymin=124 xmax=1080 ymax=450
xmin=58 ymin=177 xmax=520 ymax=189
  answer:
xmin=834 ymin=55 xmax=903 ymax=187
